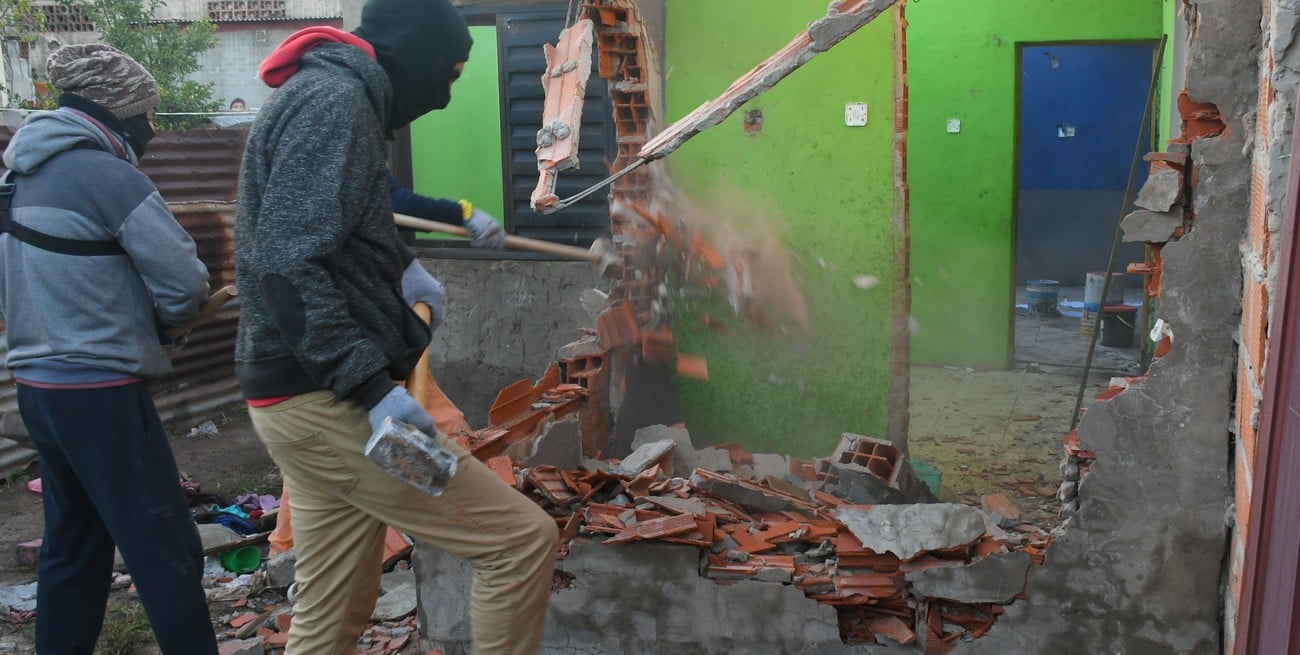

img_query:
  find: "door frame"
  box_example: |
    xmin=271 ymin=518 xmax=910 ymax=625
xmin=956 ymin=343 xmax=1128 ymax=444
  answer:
xmin=1009 ymin=39 xmax=1160 ymax=367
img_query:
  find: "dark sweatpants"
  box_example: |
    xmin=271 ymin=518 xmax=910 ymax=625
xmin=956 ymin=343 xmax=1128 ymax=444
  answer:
xmin=17 ymin=382 xmax=218 ymax=655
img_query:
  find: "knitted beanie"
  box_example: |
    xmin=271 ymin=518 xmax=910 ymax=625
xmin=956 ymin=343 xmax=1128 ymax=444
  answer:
xmin=46 ymin=44 xmax=160 ymax=119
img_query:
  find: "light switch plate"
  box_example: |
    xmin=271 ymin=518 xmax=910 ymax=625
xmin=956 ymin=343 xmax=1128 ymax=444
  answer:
xmin=947 ymin=118 xmax=962 ymax=133
xmin=844 ymin=102 xmax=868 ymax=127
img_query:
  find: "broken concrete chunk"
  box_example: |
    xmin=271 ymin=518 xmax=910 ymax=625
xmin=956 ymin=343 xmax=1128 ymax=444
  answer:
xmin=557 ymin=335 xmax=603 ymax=360
xmin=981 ymin=493 xmax=1022 ymax=528
xmin=835 ymin=504 xmax=987 ymax=560
xmin=905 ymin=552 xmax=1031 ymax=603
xmin=509 ymin=415 xmax=582 ymax=470
xmin=642 ymin=495 xmax=710 ymax=517
xmin=691 ymin=447 xmax=734 ymax=473
xmin=266 ymin=550 xmax=296 ymax=589
xmin=218 ymin=637 xmax=264 ymax=655
xmin=617 ymin=439 xmax=677 ymax=476
xmin=631 ymin=426 xmax=691 ymax=451
xmin=690 ymin=470 xmax=799 ymax=514
xmin=751 ymin=453 xmax=791 ymax=480
xmin=1133 ymin=168 xmax=1184 ymax=212
xmin=1121 ymin=208 xmax=1183 ymax=243
xmin=371 ymin=568 xmax=417 ymax=621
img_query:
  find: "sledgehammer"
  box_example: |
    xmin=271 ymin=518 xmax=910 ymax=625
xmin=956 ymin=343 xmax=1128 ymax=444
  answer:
xmin=393 ymin=212 xmax=620 ymax=276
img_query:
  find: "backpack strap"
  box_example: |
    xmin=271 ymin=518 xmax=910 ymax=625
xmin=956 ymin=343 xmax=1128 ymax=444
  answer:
xmin=0 ymin=171 xmax=126 ymax=256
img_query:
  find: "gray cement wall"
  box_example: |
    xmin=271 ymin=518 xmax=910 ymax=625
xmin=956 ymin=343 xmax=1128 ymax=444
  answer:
xmin=420 ymin=256 xmax=603 ymax=427
xmin=194 ymin=28 xmax=304 ymax=110
xmin=1016 ymin=189 xmax=1146 ymax=285
xmin=956 ymin=1 xmax=1257 ymax=653
xmin=415 ymin=541 xmax=909 ymax=655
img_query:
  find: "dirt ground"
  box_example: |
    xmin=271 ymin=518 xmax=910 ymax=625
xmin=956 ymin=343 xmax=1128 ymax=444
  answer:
xmin=0 ymin=403 xmax=278 ymax=654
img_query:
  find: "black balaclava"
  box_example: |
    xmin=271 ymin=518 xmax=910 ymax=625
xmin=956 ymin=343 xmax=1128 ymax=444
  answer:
xmin=120 ymin=113 xmax=155 ymax=157
xmin=352 ymin=0 xmax=473 ymax=131
xmin=58 ymin=92 xmax=154 ymax=158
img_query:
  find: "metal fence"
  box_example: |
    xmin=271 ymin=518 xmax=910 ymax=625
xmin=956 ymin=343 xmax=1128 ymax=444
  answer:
xmin=0 ymin=127 xmax=247 ymax=466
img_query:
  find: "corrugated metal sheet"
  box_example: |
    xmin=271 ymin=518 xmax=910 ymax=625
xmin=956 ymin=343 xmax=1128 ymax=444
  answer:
xmin=0 ymin=128 xmax=247 ymax=456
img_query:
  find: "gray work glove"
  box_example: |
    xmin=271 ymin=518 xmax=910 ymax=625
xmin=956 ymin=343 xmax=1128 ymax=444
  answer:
xmin=463 ymin=205 xmax=507 ymax=249
xmin=367 ymin=386 xmax=436 ymax=437
xmin=401 ymin=260 xmax=445 ymax=333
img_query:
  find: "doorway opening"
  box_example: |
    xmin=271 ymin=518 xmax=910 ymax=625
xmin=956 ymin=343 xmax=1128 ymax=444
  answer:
xmin=1012 ymin=42 xmax=1156 ymax=376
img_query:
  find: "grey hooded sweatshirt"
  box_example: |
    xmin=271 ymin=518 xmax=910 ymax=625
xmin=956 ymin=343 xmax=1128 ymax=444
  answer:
xmin=234 ymin=43 xmax=428 ymax=408
xmin=0 ymin=109 xmax=209 ymax=382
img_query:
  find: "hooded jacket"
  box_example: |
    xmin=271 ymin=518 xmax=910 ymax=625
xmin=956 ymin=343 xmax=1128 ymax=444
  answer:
xmin=234 ymin=43 xmax=428 ymax=407
xmin=0 ymin=109 xmax=209 ymax=381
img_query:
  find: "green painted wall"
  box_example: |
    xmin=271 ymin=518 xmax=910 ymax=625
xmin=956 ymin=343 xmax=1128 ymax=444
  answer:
xmin=409 ymin=25 xmax=506 ymax=222
xmin=1159 ymin=0 xmax=1177 ymax=146
xmin=907 ymin=0 xmax=1164 ymax=367
xmin=665 ymin=2 xmax=897 ymax=457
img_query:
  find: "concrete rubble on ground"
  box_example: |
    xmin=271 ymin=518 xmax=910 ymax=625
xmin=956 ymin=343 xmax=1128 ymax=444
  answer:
xmin=405 ymin=338 xmax=1053 ymax=652
xmin=203 ymin=562 xmax=422 ymax=654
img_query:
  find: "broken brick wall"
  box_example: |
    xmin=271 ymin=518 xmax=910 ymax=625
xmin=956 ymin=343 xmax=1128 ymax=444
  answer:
xmin=956 ymin=1 xmax=1257 ymax=652
xmin=661 ymin=1 xmax=897 ymax=456
xmin=424 ymin=259 xmax=604 ymax=426
xmin=1225 ymin=0 xmax=1300 ymax=649
xmin=906 ymin=0 xmax=1165 ymax=368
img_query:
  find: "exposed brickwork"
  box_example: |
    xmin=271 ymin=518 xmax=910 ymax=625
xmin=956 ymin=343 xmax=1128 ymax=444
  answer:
xmin=1227 ymin=4 xmax=1287 ymax=651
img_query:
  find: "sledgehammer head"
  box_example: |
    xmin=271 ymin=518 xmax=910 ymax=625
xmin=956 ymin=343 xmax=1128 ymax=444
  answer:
xmin=589 ymin=237 xmax=621 ymax=277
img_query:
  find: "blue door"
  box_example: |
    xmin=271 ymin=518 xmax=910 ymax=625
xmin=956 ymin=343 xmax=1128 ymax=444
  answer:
xmin=1016 ymin=43 xmax=1156 ymax=285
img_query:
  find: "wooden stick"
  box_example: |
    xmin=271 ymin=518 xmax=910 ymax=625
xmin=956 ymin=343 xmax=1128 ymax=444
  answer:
xmin=167 ymin=285 xmax=237 ymax=340
xmin=393 ymin=212 xmax=602 ymax=263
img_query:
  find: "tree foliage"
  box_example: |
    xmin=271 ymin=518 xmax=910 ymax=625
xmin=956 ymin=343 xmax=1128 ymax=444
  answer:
xmin=81 ymin=0 xmax=220 ymax=128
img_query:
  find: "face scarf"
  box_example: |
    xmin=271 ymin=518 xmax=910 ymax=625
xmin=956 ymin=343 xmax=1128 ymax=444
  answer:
xmin=120 ymin=113 xmax=155 ymax=158
xmin=352 ymin=0 xmax=473 ymax=131
xmin=57 ymin=93 xmax=153 ymax=159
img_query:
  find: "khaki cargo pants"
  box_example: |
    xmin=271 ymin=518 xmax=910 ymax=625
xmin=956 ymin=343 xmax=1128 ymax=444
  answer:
xmin=250 ymin=391 xmax=558 ymax=655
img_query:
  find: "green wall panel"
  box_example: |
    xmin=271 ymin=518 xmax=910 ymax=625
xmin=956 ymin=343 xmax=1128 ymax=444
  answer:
xmin=409 ymin=25 xmax=505 ymax=222
xmin=907 ymin=0 xmax=1163 ymax=367
xmin=665 ymin=1 xmax=897 ymax=457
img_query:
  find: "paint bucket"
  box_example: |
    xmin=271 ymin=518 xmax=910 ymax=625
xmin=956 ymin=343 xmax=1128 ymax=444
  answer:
xmin=219 ymin=545 xmax=262 ymax=574
xmin=911 ymin=459 xmax=942 ymax=496
xmin=1025 ymin=280 xmax=1060 ymax=317
xmin=1082 ymin=272 xmax=1125 ymax=336
xmin=1100 ymin=304 xmax=1137 ymax=348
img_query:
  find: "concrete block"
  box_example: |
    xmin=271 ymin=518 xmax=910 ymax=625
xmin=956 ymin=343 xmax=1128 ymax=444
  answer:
xmin=1121 ymin=208 xmax=1183 ymax=243
xmin=218 ymin=637 xmax=264 ymax=655
xmin=1133 ymin=168 xmax=1184 ymax=212
xmin=906 ymin=552 xmax=1031 ymax=604
xmin=836 ymin=504 xmax=987 ymax=560
xmin=265 ymin=550 xmax=296 ymax=589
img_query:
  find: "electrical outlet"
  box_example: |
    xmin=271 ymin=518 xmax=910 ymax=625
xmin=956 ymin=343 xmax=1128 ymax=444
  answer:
xmin=844 ymin=102 xmax=868 ymax=127
xmin=947 ymin=118 xmax=962 ymax=134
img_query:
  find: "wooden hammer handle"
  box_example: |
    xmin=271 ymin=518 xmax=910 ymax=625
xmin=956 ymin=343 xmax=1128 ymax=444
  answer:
xmin=393 ymin=212 xmax=600 ymax=262
xmin=166 ymin=285 xmax=237 ymax=340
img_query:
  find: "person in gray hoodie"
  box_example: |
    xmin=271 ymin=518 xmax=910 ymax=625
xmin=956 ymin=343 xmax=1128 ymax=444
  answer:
xmin=236 ymin=0 xmax=556 ymax=652
xmin=0 ymin=44 xmax=217 ymax=654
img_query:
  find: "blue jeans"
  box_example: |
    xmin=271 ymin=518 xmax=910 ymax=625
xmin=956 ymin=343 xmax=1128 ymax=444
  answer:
xmin=17 ymin=382 xmax=217 ymax=655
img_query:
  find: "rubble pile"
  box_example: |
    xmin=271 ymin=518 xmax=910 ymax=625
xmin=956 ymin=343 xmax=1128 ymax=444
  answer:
xmin=455 ymin=355 xmax=1050 ymax=653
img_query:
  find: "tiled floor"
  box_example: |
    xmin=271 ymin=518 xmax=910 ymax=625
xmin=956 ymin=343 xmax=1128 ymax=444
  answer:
xmin=909 ymin=288 xmax=1137 ymax=525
